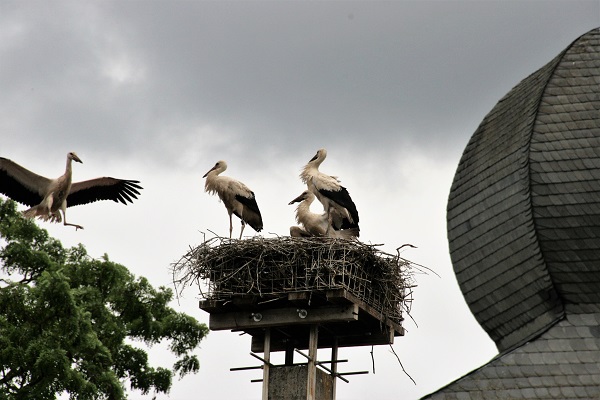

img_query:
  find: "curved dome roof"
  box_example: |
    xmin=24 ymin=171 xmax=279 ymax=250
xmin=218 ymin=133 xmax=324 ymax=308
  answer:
xmin=447 ymin=28 xmax=600 ymax=352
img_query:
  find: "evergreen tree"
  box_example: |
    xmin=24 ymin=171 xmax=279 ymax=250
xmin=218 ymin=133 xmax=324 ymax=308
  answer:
xmin=0 ymin=198 xmax=209 ymax=399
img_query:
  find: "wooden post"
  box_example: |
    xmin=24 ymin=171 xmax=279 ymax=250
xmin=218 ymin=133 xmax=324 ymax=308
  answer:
xmin=262 ymin=328 xmax=271 ymax=400
xmin=331 ymin=337 xmax=338 ymax=400
xmin=306 ymin=325 xmax=318 ymax=400
xmin=285 ymin=340 xmax=294 ymax=365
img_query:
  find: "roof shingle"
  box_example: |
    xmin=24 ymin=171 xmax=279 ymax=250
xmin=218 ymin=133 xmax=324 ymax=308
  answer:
xmin=432 ymin=27 xmax=600 ymax=398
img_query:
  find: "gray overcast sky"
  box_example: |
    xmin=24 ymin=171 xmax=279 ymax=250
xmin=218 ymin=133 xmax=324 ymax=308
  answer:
xmin=1 ymin=1 xmax=599 ymax=399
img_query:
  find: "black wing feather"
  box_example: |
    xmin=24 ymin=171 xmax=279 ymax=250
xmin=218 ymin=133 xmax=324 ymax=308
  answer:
xmin=67 ymin=178 xmax=142 ymax=207
xmin=336 ymin=216 xmax=360 ymax=231
xmin=319 ymin=186 xmax=360 ymax=226
xmin=235 ymin=192 xmax=263 ymax=231
xmin=235 ymin=192 xmax=261 ymax=216
xmin=0 ymin=157 xmax=48 ymax=206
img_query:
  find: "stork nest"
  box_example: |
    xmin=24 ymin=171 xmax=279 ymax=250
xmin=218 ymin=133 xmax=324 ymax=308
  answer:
xmin=172 ymin=236 xmax=418 ymax=325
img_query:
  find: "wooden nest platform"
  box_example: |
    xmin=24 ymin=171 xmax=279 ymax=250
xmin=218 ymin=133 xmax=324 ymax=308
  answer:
xmin=173 ymin=236 xmax=416 ymax=351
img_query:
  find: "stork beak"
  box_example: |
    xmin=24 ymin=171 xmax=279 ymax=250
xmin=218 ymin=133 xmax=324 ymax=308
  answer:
xmin=289 ymin=193 xmax=304 ymax=205
xmin=203 ymin=165 xmax=216 ymax=178
xmin=73 ymin=154 xmax=83 ymax=163
xmin=309 ymin=152 xmax=318 ymax=162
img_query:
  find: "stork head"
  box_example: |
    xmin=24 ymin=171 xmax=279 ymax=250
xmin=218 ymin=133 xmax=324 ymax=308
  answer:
xmin=68 ymin=152 xmax=83 ymax=163
xmin=288 ymin=190 xmax=313 ymax=205
xmin=308 ymin=148 xmax=327 ymax=165
xmin=203 ymin=160 xmax=227 ymax=178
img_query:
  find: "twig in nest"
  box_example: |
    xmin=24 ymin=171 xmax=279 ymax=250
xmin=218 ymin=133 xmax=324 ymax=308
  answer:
xmin=389 ymin=344 xmax=416 ymax=385
xmin=171 ymin=234 xmax=425 ymax=327
xmin=370 ymin=345 xmax=376 ymax=374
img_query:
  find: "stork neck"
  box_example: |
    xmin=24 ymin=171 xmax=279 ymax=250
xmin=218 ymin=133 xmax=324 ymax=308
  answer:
xmin=205 ymin=169 xmax=222 ymax=182
xmin=297 ymin=193 xmax=317 ymax=216
xmin=204 ymin=169 xmax=224 ymax=192
xmin=300 ymin=164 xmax=318 ymax=184
xmin=295 ymin=201 xmax=312 ymax=224
xmin=298 ymin=200 xmax=312 ymax=212
xmin=65 ymin=157 xmax=73 ymax=175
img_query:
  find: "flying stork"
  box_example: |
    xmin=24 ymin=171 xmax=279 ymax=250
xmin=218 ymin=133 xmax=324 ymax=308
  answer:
xmin=0 ymin=152 xmax=143 ymax=230
xmin=289 ymin=190 xmax=359 ymax=239
xmin=300 ymin=148 xmax=359 ymax=235
xmin=203 ymin=160 xmax=263 ymax=239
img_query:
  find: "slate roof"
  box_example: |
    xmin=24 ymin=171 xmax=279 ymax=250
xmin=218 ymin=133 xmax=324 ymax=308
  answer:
xmin=429 ymin=27 xmax=600 ymax=398
xmin=447 ymin=27 xmax=600 ymax=353
xmin=423 ymin=313 xmax=600 ymax=399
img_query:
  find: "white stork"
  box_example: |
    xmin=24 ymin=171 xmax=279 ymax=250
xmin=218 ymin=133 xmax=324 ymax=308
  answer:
xmin=300 ymin=148 xmax=359 ymax=235
xmin=0 ymin=152 xmax=143 ymax=230
xmin=289 ymin=190 xmax=359 ymax=239
xmin=203 ymin=160 xmax=263 ymax=239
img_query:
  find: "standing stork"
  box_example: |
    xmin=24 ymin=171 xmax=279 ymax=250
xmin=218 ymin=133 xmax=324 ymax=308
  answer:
xmin=203 ymin=160 xmax=263 ymax=239
xmin=0 ymin=152 xmax=143 ymax=230
xmin=300 ymin=148 xmax=359 ymax=235
xmin=289 ymin=190 xmax=359 ymax=239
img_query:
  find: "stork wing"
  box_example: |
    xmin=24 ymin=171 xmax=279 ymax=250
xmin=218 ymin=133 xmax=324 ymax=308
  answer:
xmin=0 ymin=157 xmax=50 ymax=206
xmin=312 ymin=173 xmax=340 ymax=192
xmin=330 ymin=208 xmax=357 ymax=230
xmin=236 ymin=192 xmax=261 ymax=216
xmin=290 ymin=226 xmax=312 ymax=237
xmin=67 ymin=178 xmax=142 ymax=207
xmin=319 ymin=186 xmax=360 ymax=225
xmin=235 ymin=192 xmax=263 ymax=231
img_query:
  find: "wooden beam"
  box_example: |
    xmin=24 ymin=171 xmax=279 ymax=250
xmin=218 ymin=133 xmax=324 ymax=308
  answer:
xmin=288 ymin=291 xmax=311 ymax=304
xmin=198 ymin=299 xmax=224 ymax=313
xmin=306 ymin=325 xmax=318 ymax=400
xmin=331 ymin=338 xmax=338 ymax=399
xmin=285 ymin=340 xmax=294 ymax=365
xmin=251 ymin=329 xmax=396 ymax=352
xmin=208 ymin=305 xmax=358 ymax=331
xmin=262 ymin=329 xmax=270 ymax=400
xmin=326 ymin=289 xmax=404 ymax=336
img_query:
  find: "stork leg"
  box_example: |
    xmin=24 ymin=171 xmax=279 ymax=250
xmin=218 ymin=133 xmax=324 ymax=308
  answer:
xmin=239 ymin=220 xmax=246 ymax=240
xmin=325 ymin=207 xmax=334 ymax=236
xmin=61 ymin=204 xmax=84 ymax=231
xmin=228 ymin=212 xmax=233 ymax=239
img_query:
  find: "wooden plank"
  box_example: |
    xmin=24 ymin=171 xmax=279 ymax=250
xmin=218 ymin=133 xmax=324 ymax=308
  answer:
xmin=198 ymin=299 xmax=225 ymax=313
xmin=209 ymin=305 xmax=358 ymax=331
xmin=324 ymin=288 xmax=352 ymax=305
xmin=251 ymin=329 xmax=396 ymax=352
xmin=326 ymin=289 xmax=404 ymax=335
xmin=288 ymin=291 xmax=311 ymax=305
xmin=199 ymin=295 xmax=270 ymax=313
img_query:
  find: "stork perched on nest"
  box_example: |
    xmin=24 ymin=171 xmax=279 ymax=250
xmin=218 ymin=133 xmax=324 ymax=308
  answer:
xmin=0 ymin=152 xmax=143 ymax=230
xmin=289 ymin=190 xmax=359 ymax=239
xmin=300 ymin=148 xmax=359 ymax=236
xmin=203 ymin=160 xmax=263 ymax=239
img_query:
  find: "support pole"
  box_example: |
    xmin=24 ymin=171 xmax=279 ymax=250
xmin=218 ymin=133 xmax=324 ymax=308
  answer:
xmin=285 ymin=340 xmax=294 ymax=366
xmin=307 ymin=325 xmax=318 ymax=400
xmin=262 ymin=328 xmax=271 ymax=400
xmin=331 ymin=337 xmax=339 ymax=400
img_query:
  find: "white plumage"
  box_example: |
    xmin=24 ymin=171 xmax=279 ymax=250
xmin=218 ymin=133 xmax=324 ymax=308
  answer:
xmin=300 ymin=148 xmax=359 ymax=235
xmin=0 ymin=152 xmax=142 ymax=230
xmin=203 ymin=160 xmax=263 ymax=239
xmin=289 ymin=190 xmax=359 ymax=239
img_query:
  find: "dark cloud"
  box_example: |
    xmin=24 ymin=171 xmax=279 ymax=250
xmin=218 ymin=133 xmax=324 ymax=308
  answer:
xmin=2 ymin=1 xmax=597 ymax=166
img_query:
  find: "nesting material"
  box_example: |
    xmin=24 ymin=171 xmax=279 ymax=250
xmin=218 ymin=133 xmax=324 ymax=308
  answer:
xmin=172 ymin=236 xmax=416 ymax=325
